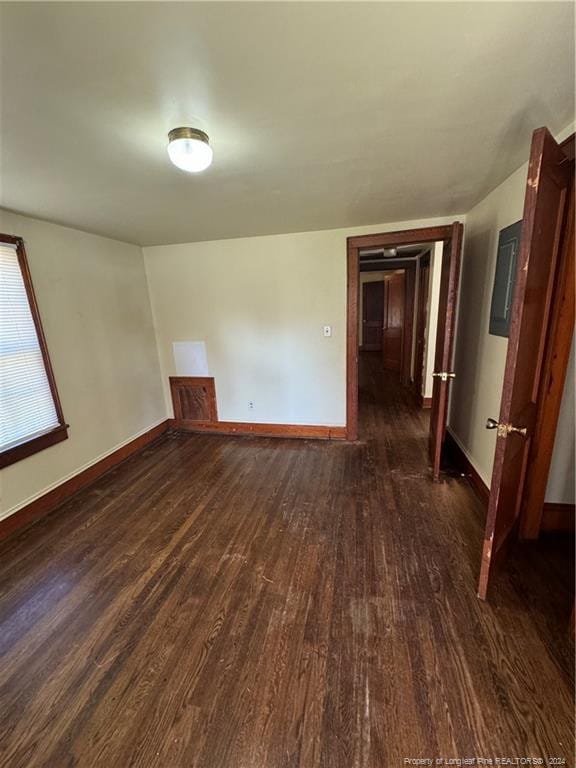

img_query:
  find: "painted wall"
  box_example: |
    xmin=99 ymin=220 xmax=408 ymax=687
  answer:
xmin=144 ymin=216 xmax=462 ymax=427
xmin=422 ymin=242 xmax=443 ymax=399
xmin=448 ymin=134 xmax=575 ymax=504
xmin=546 ymin=337 xmax=575 ymax=503
xmin=0 ymin=209 xmax=165 ymax=519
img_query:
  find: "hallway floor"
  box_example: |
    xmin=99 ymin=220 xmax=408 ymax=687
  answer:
xmin=0 ymin=354 xmax=573 ymax=767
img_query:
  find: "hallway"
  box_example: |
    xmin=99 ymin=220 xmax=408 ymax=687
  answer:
xmin=358 ymin=349 xmax=427 ymax=442
xmin=0 ymin=358 xmax=573 ymax=766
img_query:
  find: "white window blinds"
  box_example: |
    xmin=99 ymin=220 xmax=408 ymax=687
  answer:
xmin=0 ymin=242 xmax=59 ymax=452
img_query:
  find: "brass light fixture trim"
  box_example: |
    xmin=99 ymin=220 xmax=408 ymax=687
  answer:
xmin=168 ymin=127 xmax=210 ymax=144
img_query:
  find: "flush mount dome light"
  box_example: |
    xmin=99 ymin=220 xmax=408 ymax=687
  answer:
xmin=167 ymin=127 xmax=213 ymax=172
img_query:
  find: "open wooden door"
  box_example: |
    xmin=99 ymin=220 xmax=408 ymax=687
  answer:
xmin=382 ymin=271 xmax=405 ymax=371
xmin=478 ymin=127 xmax=572 ymax=600
xmin=428 ymin=222 xmax=463 ymax=479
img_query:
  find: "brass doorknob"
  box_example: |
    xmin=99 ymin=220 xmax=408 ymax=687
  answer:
xmin=486 ymin=418 xmax=527 ymax=438
xmin=432 ymin=371 xmax=456 ymax=382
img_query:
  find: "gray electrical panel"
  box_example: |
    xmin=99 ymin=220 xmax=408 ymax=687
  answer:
xmin=489 ymin=220 xmax=522 ymax=337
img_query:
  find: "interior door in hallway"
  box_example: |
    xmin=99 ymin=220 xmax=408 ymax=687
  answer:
xmin=428 ymin=224 xmax=463 ymax=480
xmin=382 ymin=271 xmax=405 ymax=371
xmin=362 ymin=280 xmax=384 ymax=350
xmin=478 ymin=127 xmax=573 ymax=600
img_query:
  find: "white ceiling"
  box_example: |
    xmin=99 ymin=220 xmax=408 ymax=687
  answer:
xmin=0 ymin=2 xmax=574 ymax=246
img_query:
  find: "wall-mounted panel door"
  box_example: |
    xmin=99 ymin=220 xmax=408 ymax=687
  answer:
xmin=362 ymin=280 xmax=384 ymax=350
xmin=382 ymin=272 xmax=405 ymax=371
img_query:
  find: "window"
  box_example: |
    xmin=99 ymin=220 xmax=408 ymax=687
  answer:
xmin=0 ymin=234 xmax=67 ymax=468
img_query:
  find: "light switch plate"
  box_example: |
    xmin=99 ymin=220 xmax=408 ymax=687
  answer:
xmin=323 ymin=325 xmax=332 ymax=337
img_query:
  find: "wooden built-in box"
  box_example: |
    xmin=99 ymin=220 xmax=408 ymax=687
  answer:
xmin=169 ymin=376 xmax=218 ymax=425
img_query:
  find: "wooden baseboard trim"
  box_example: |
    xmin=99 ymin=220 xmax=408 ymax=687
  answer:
xmin=419 ymin=395 xmax=432 ymax=409
xmin=169 ymin=419 xmax=346 ymax=441
xmin=541 ymin=502 xmax=575 ymax=533
xmin=0 ymin=420 xmax=170 ymax=542
xmin=444 ymin=428 xmax=490 ymax=504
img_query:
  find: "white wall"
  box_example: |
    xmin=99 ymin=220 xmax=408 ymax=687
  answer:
xmin=422 ymin=242 xmax=443 ymax=399
xmin=448 ymin=127 xmax=575 ymax=504
xmin=144 ymin=216 xmax=462 ymax=427
xmin=448 ymin=165 xmax=521 ymax=486
xmin=0 ymin=209 xmax=166 ymax=519
xmin=546 ymin=337 xmax=575 ymax=503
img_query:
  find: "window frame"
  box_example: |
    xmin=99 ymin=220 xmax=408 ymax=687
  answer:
xmin=0 ymin=233 xmax=68 ymax=468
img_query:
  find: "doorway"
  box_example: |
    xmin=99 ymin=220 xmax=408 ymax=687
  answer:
xmin=347 ymin=223 xmax=463 ymax=479
xmin=360 ymin=264 xmax=416 ymax=383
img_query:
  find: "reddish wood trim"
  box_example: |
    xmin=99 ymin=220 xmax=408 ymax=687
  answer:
xmin=169 ymin=376 xmax=218 ymax=423
xmin=520 ymin=157 xmax=575 ymax=539
xmin=0 ymin=233 xmax=22 ymax=245
xmin=0 ymin=234 xmax=69 ymax=467
xmin=346 ymin=243 xmax=360 ymax=440
xmin=419 ymin=395 xmax=432 ymax=409
xmin=170 ymin=419 xmax=346 ymax=441
xmin=0 ymin=421 xmax=169 ymax=542
xmin=15 ymin=236 xmax=66 ymax=425
xmin=444 ymin=428 xmax=490 ymax=505
xmin=0 ymin=425 xmax=68 ymax=469
xmin=348 ymin=225 xmax=454 ymax=250
xmin=559 ymin=133 xmax=575 ymax=161
xmin=541 ymin=503 xmax=575 ymax=533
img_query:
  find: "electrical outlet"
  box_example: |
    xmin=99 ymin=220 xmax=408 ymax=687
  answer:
xmin=248 ymin=401 xmax=255 ymax=410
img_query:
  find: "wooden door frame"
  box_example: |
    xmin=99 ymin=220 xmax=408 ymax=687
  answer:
xmin=347 ymin=225 xmax=456 ymax=440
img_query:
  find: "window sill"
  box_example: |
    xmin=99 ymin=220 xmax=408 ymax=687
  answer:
xmin=0 ymin=425 xmax=69 ymax=469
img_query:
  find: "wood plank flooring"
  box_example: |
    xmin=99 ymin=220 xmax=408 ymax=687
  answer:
xmin=0 ymin=352 xmax=573 ymax=767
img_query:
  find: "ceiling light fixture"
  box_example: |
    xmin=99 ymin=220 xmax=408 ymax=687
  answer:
xmin=167 ymin=127 xmax=213 ymax=172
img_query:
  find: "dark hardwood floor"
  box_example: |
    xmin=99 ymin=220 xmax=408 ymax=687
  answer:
xmin=0 ymin=352 xmax=573 ymax=767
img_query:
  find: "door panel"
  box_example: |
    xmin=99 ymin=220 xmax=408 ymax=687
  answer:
xmin=383 ymin=272 xmax=405 ymax=371
xmin=362 ymin=281 xmax=384 ymax=350
xmin=428 ymin=223 xmax=463 ymax=479
xmin=414 ymin=256 xmax=430 ymax=399
xmin=478 ymin=127 xmax=571 ymax=599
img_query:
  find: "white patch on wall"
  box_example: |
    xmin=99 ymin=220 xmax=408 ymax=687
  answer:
xmin=173 ymin=341 xmax=209 ymax=376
